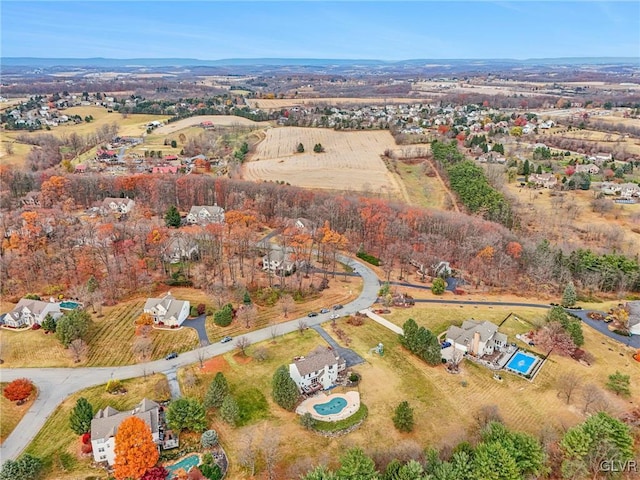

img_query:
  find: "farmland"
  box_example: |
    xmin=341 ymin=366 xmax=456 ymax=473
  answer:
xmin=242 ymin=127 xmax=406 ymax=197
xmin=153 ymin=115 xmax=268 ymax=135
xmin=246 ymin=97 xmax=429 ymax=110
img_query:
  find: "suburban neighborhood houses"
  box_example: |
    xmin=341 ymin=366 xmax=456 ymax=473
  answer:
xmin=185 ymin=205 xmax=226 ymax=225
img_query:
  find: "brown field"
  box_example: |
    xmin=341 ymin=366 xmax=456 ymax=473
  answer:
xmin=154 ymin=115 xmax=268 ymax=135
xmin=179 ymin=306 xmax=638 ymax=478
xmin=247 ymin=97 xmax=429 ymax=110
xmin=548 ymin=127 xmax=640 ymax=156
xmin=505 ymin=184 xmax=640 ymax=257
xmin=242 ymin=127 xmax=405 ymax=196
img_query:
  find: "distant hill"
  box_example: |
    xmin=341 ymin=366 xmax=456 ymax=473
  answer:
xmin=2 ymin=57 xmax=638 ymax=68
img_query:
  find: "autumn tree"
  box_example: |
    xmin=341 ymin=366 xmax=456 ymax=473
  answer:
xmin=140 ymin=466 xmax=169 ymax=480
xmin=113 ymin=416 xmax=159 ymax=480
xmin=69 ymin=397 xmax=94 ymax=435
xmin=556 ymin=372 xmax=581 ymax=405
xmin=235 ymin=336 xmax=251 ymax=356
xmin=279 ymin=294 xmax=295 ymax=318
xmin=133 ymin=336 xmax=153 ymax=361
xmin=3 ymin=378 xmax=34 ymax=402
xmin=533 ymin=322 xmax=576 ymax=357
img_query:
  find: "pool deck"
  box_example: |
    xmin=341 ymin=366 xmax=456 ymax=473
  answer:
xmin=296 ymin=391 xmax=360 ymax=422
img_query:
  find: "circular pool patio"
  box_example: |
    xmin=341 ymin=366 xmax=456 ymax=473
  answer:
xmin=296 ymin=391 xmax=360 ymax=422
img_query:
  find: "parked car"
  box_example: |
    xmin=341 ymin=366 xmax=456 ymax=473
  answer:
xmin=330 ymin=313 xmax=340 ymax=320
xmin=307 ymin=312 xmax=319 ymax=317
xmin=320 ymin=308 xmax=330 ymax=314
xmin=332 ymin=304 xmax=343 ymax=310
xmin=165 ymin=352 xmax=178 ymax=360
xmin=221 ymin=336 xmax=233 ymax=343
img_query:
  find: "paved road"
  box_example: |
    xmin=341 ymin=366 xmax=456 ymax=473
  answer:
xmin=0 ymin=254 xmax=379 ymax=465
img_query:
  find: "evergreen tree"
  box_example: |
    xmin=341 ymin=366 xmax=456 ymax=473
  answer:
xmin=164 ymin=205 xmax=181 ymax=228
xmin=392 ymin=401 xmax=414 ymax=432
xmin=41 ymin=314 xmax=57 ymax=333
xmin=336 ymin=448 xmax=378 ymax=480
xmin=472 ymin=442 xmax=520 ymax=480
xmin=562 ymin=282 xmax=577 ymax=306
xmin=431 ymin=277 xmax=446 ymax=295
xmin=296 ymin=143 xmax=305 ymax=153
xmin=69 ymin=397 xmax=94 ymax=435
xmin=606 ymin=371 xmax=631 ymax=396
xmin=165 ymin=398 xmax=207 ymax=432
xmin=55 ymin=310 xmax=91 ymax=347
xmin=86 ymin=275 xmax=99 ymax=293
xmin=201 ymin=429 xmax=218 ymax=448
xmin=204 ymin=372 xmax=229 ymax=409
xmin=220 ymin=395 xmax=240 ymax=426
xmin=302 ymin=466 xmax=337 ymax=480
xmin=214 ymin=304 xmax=234 ymax=327
xmin=271 ymin=365 xmax=300 ymax=411
xmin=242 ymin=290 xmax=251 ymax=305
xmin=536 ymin=165 xmax=543 ymax=174
xmin=522 ymin=159 xmax=531 ymax=176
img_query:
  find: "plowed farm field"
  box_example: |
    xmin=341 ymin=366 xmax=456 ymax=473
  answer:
xmin=242 ymin=127 xmax=405 ymax=196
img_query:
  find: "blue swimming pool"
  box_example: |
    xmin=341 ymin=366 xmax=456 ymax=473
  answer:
xmin=313 ymin=397 xmax=348 ymax=416
xmin=506 ymin=351 xmax=538 ymax=375
xmin=166 ymin=454 xmax=201 ymax=478
xmin=59 ymin=301 xmax=82 ymax=310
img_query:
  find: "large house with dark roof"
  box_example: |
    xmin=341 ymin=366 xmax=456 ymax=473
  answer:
xmin=90 ymin=398 xmax=178 ymax=466
xmin=627 ymin=301 xmax=640 ymax=336
xmin=289 ymin=346 xmax=346 ymax=394
xmin=143 ymin=292 xmax=190 ymax=327
xmin=186 ymin=205 xmax=225 ymax=225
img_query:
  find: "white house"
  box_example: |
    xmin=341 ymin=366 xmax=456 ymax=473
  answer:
xmin=143 ymin=292 xmax=190 ymax=326
xmin=4 ymin=298 xmax=62 ymax=328
xmin=627 ymin=301 xmax=640 ymax=336
xmin=575 ymin=164 xmax=600 ymax=175
xmin=289 ymin=346 xmax=346 ymax=393
xmin=186 ymin=205 xmax=225 ymax=225
xmin=164 ymin=235 xmax=199 ymax=264
xmin=619 ymin=183 xmax=640 ymax=198
xmin=91 ymin=398 xmax=177 ymax=466
xmin=442 ymin=320 xmax=508 ymax=359
xmin=262 ymin=247 xmax=297 ymax=276
xmin=529 ymin=173 xmax=558 ymax=189
xmin=100 ymin=197 xmax=135 ymax=215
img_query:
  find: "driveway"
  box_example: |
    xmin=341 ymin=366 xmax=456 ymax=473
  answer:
xmin=183 ymin=314 xmax=209 ymax=346
xmin=567 ymin=309 xmax=640 ymax=348
xmin=310 ymin=325 xmax=364 ymax=368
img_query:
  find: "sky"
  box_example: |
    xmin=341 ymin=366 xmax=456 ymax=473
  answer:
xmin=2 ymin=1 xmax=639 ymax=60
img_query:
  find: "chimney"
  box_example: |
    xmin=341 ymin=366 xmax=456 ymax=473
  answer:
xmin=472 ymin=331 xmax=481 ymax=357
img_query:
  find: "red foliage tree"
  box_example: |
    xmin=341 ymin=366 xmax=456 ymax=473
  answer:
xmin=533 ymin=322 xmax=576 ymax=357
xmin=3 ymin=378 xmax=34 ymax=402
xmin=141 ymin=466 xmax=169 ymax=480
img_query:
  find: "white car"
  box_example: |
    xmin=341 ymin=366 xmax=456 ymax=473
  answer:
xmin=330 ymin=313 xmax=340 ymax=320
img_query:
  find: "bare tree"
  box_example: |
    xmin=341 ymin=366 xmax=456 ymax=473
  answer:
xmin=581 ymin=384 xmax=605 ymax=414
xmin=269 ymin=322 xmax=279 ymax=341
xmin=279 ymin=294 xmax=295 ymax=318
xmin=241 ymin=304 xmax=257 ymax=329
xmin=132 ymin=336 xmax=153 ymax=361
xmin=297 ymin=318 xmax=307 ymax=334
xmin=196 ymin=348 xmax=207 ymax=368
xmin=253 ymin=346 xmax=269 ymax=362
xmin=68 ymin=338 xmax=89 ymax=363
xmin=261 ymin=430 xmax=280 ymax=480
xmin=238 ymin=429 xmax=258 ymax=476
xmin=183 ymin=369 xmax=198 ymax=391
xmin=556 ymin=372 xmax=582 ymax=405
xmin=473 ymin=405 xmax=503 ymax=434
xmin=154 ymin=378 xmax=171 ymax=400
xmin=235 ymin=336 xmax=251 ymax=356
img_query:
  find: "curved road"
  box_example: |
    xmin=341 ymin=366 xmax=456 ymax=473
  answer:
xmin=0 ymin=254 xmax=380 ymax=465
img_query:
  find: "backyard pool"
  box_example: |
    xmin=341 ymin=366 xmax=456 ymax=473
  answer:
xmin=506 ymin=351 xmax=539 ymax=376
xmin=165 ymin=454 xmax=201 ymax=478
xmin=313 ymin=396 xmax=348 ymax=416
xmin=59 ymin=301 xmax=82 ymax=310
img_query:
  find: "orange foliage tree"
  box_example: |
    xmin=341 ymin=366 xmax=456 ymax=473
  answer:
xmin=3 ymin=378 xmax=34 ymax=402
xmin=113 ymin=416 xmax=159 ymax=480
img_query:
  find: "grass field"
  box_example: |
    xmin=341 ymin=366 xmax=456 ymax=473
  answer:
xmin=550 ymin=127 xmax=640 ymax=156
xmin=176 ymin=302 xmax=639 ymax=478
xmin=0 ymin=383 xmax=36 ymax=444
xmin=242 ymin=127 xmax=405 ymax=196
xmin=393 ymin=160 xmax=455 ymax=209
xmin=25 ymin=375 xmax=169 ymax=479
xmin=246 ymin=98 xmax=428 ymax=110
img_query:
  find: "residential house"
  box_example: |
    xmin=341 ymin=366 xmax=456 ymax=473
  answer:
xmin=152 ymin=164 xmax=179 ymax=174
xmin=442 ymin=320 xmax=508 ymax=360
xmin=101 ymin=197 xmax=135 ymax=216
xmin=4 ymin=298 xmax=62 ymax=328
xmin=91 ymin=398 xmax=178 ymax=466
xmin=575 ymin=164 xmax=600 ymax=175
xmin=143 ymin=292 xmax=190 ymax=326
xmin=20 ymin=191 xmax=41 ymax=207
xmin=619 ymin=183 xmax=640 ymax=198
xmin=186 ymin=205 xmax=225 ymax=225
xmin=529 ymin=173 xmax=558 ymax=189
xmin=600 ymin=181 xmax=621 ymax=195
xmin=626 ymin=301 xmax=640 ymax=336
xmin=262 ymin=247 xmax=297 ymax=276
xmin=289 ymin=346 xmax=346 ymax=393
xmin=164 ymin=235 xmax=199 ymax=264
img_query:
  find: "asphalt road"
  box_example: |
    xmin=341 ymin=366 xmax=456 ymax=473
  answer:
xmin=0 ymin=254 xmax=380 ymax=465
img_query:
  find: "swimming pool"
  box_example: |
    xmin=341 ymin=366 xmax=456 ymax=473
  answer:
xmin=165 ymin=454 xmax=201 ymax=478
xmin=506 ymin=351 xmax=539 ymax=376
xmin=313 ymin=396 xmax=348 ymax=416
xmin=59 ymin=301 xmax=82 ymax=310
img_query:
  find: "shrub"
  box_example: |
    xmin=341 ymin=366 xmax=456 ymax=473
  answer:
xmin=197 ymin=303 xmax=206 ymax=315
xmin=214 ymin=304 xmax=234 ymax=327
xmin=431 ymin=277 xmax=446 ymax=295
xmin=190 ymin=305 xmax=199 ymax=317
xmin=0 ymin=453 xmax=43 ymax=480
xmin=31 ymin=323 xmax=41 ymax=330
xmin=300 ymin=412 xmax=316 ymax=430
xmin=393 ymin=401 xmax=415 ymax=432
xmin=3 ymin=378 xmax=34 ymax=402
xmin=349 ymin=372 xmax=359 ymax=383
xmin=201 ymin=429 xmax=218 ymax=448
xmin=81 ymin=432 xmax=91 ymax=444
xmin=105 ymin=379 xmax=124 ymax=394
xmin=356 ymin=250 xmax=381 ymax=266
xmin=81 ymin=443 xmax=93 ymax=454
